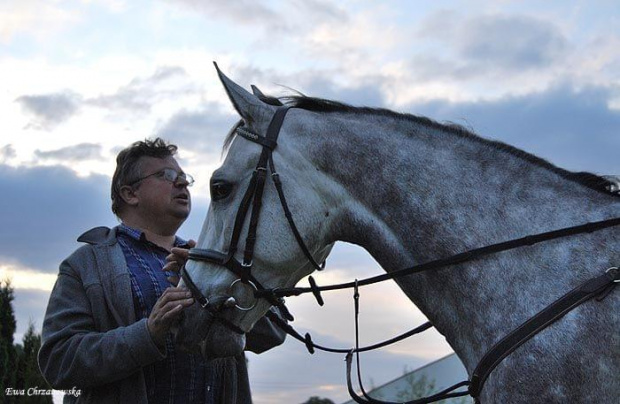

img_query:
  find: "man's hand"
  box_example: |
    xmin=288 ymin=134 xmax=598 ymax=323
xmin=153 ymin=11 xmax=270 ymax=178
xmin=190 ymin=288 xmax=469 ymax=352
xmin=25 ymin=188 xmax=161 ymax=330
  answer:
xmin=147 ymin=287 xmax=194 ymax=348
xmin=163 ymin=239 xmax=196 ymax=285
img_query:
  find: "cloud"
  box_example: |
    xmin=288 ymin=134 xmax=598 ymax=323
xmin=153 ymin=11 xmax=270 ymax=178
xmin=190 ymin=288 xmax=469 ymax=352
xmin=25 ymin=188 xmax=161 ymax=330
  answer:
xmin=0 ymin=0 xmax=79 ymax=43
xmin=167 ymin=0 xmax=346 ymax=33
xmin=300 ymin=5 xmax=399 ymax=71
xmin=87 ymin=65 xmax=192 ymax=114
xmin=0 ymin=161 xmax=209 ymax=273
xmin=0 ymin=164 xmax=113 ymax=272
xmin=15 ymin=91 xmax=82 ymax=130
xmin=170 ymin=0 xmax=344 ymax=31
xmin=34 ymin=143 xmax=105 ymax=162
xmin=292 ymin=72 xmax=386 ymax=108
xmin=402 ymin=82 xmax=620 ymax=174
xmin=220 ymin=63 xmax=387 ymax=110
xmin=1 ymin=145 xmax=16 ymax=163
xmin=413 ymin=12 xmax=568 ymax=80
xmin=154 ymin=102 xmax=238 ymax=159
xmin=457 ymin=15 xmax=567 ymax=69
xmin=170 ymin=0 xmax=277 ymax=24
xmin=13 ymin=66 xmax=198 ymax=131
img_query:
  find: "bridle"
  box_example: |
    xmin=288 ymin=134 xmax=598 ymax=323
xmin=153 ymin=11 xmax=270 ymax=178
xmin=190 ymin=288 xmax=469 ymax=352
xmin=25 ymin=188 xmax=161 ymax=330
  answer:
xmin=180 ymin=106 xmax=323 ymax=327
xmin=180 ymin=104 xmax=620 ymax=403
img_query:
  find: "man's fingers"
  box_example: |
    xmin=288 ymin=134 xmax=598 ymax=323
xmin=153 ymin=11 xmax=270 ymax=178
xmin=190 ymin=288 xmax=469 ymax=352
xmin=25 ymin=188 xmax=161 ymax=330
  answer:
xmin=148 ymin=287 xmax=195 ymax=345
xmin=150 ymin=296 xmax=193 ymax=327
xmin=160 ymin=297 xmax=194 ymax=312
xmin=162 ymin=302 xmax=187 ymax=320
xmin=170 ymin=247 xmax=190 ymax=258
xmin=163 ymin=261 xmax=180 ymax=273
xmin=155 ymin=287 xmax=191 ymax=306
xmin=157 ymin=288 xmax=193 ymax=308
xmin=167 ymin=275 xmax=180 ymax=286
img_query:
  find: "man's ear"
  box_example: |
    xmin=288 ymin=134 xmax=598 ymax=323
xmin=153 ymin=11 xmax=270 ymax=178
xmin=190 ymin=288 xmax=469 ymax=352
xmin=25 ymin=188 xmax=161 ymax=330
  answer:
xmin=119 ymin=185 xmax=140 ymax=207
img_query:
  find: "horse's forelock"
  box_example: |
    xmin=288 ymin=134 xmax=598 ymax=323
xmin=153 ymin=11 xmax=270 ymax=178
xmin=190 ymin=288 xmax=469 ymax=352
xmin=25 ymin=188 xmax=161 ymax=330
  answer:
xmin=222 ymin=120 xmax=244 ymax=156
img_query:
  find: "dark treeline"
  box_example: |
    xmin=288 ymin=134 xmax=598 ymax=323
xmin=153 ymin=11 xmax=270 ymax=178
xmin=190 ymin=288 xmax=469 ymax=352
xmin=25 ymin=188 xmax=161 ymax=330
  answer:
xmin=1 ymin=280 xmax=52 ymax=404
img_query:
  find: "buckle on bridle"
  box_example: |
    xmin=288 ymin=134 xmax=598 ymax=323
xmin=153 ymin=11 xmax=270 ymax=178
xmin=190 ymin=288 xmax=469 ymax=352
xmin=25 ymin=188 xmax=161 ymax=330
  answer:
xmin=199 ymin=297 xmax=210 ymax=309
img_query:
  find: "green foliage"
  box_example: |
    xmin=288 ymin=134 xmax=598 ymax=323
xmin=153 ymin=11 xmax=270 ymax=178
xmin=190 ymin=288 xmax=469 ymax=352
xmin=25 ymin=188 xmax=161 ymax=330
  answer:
xmin=396 ymin=373 xmax=436 ymax=402
xmin=16 ymin=322 xmax=52 ymax=403
xmin=1 ymin=279 xmax=17 ymax=396
xmin=375 ymin=366 xmax=470 ymax=404
xmin=1 ymin=280 xmax=52 ymax=403
xmin=300 ymin=396 xmax=335 ymax=404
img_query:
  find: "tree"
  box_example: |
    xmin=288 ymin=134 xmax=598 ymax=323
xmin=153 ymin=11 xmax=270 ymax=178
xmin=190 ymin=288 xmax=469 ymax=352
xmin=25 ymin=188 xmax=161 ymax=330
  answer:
xmin=300 ymin=396 xmax=335 ymax=404
xmin=0 ymin=280 xmax=52 ymax=403
xmin=16 ymin=322 xmax=52 ymax=403
xmin=395 ymin=373 xmax=436 ymax=402
xmin=393 ymin=367 xmax=470 ymax=404
xmin=0 ymin=279 xmax=18 ymax=397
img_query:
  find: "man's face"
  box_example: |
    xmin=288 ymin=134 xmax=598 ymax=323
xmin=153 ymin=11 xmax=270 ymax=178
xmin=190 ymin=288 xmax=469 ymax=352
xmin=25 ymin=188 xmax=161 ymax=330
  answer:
xmin=133 ymin=155 xmax=192 ymax=222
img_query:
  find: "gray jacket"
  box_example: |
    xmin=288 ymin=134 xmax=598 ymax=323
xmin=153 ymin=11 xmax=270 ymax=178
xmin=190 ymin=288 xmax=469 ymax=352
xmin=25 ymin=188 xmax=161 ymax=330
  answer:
xmin=39 ymin=226 xmax=286 ymax=403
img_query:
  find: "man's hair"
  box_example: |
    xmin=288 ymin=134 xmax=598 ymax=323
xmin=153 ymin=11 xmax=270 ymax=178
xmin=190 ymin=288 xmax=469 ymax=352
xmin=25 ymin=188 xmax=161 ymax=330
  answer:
xmin=111 ymin=138 xmax=178 ymax=216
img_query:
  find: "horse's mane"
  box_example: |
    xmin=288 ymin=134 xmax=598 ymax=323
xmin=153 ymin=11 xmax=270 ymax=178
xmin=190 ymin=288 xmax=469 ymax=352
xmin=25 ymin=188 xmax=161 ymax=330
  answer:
xmin=226 ymin=92 xmax=619 ymax=197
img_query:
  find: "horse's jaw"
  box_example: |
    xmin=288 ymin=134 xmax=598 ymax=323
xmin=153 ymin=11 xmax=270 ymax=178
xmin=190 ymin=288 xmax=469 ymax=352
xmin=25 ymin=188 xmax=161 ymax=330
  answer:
xmin=200 ymin=321 xmax=246 ymax=358
xmin=174 ymin=302 xmax=246 ymax=359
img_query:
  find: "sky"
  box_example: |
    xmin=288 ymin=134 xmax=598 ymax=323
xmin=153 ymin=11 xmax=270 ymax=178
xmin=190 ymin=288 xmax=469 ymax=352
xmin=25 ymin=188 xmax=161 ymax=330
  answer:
xmin=1 ymin=0 xmax=619 ymax=403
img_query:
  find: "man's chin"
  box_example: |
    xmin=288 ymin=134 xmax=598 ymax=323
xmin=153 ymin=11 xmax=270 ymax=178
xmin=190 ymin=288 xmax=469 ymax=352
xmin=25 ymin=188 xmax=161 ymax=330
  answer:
xmin=171 ymin=209 xmax=190 ymax=220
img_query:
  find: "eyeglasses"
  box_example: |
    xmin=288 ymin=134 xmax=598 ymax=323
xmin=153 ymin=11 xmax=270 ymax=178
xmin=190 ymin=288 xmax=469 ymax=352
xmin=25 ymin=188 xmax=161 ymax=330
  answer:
xmin=128 ymin=168 xmax=195 ymax=187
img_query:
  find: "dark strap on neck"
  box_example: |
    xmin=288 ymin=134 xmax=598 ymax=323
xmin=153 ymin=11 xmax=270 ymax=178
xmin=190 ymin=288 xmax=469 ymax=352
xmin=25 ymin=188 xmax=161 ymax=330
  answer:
xmin=260 ymin=217 xmax=620 ymax=298
xmin=469 ymin=267 xmax=619 ymax=398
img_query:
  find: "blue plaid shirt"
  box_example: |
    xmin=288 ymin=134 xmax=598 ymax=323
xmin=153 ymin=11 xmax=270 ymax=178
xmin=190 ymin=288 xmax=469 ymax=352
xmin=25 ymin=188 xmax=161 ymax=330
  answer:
xmin=117 ymin=224 xmax=218 ymax=404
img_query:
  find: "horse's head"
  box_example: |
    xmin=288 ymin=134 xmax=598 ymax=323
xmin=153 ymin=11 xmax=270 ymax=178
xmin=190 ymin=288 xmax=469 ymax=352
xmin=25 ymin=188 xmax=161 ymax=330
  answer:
xmin=175 ymin=65 xmax=337 ymax=357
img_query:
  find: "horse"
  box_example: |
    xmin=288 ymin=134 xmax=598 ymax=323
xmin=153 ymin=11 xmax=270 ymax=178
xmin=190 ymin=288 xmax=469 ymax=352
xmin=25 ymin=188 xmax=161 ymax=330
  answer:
xmin=175 ymin=65 xmax=619 ymax=403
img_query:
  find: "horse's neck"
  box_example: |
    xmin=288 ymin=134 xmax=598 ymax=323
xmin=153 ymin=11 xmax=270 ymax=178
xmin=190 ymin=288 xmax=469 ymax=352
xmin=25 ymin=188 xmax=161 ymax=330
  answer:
xmin=316 ymin=115 xmax=612 ymax=256
xmin=305 ymin=113 xmax=618 ymax=370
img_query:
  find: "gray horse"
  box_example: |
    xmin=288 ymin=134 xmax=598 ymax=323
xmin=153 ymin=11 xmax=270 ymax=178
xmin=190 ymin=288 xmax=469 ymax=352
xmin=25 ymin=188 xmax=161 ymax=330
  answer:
xmin=176 ymin=67 xmax=619 ymax=403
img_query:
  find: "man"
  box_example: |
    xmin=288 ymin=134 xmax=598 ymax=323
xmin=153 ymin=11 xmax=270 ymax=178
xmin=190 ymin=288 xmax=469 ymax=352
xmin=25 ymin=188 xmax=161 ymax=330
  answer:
xmin=39 ymin=138 xmax=285 ymax=403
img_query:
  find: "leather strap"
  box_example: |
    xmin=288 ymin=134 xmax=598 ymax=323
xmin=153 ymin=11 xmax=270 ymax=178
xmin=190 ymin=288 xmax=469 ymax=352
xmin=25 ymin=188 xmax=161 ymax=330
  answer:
xmin=468 ymin=267 xmax=619 ymax=398
xmin=269 ymin=155 xmax=326 ymax=272
xmin=261 ymin=217 xmax=620 ymax=298
xmin=236 ymin=126 xmax=277 ymax=150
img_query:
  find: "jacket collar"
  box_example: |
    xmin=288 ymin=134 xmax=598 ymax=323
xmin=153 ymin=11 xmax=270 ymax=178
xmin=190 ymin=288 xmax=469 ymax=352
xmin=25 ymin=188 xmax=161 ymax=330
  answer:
xmin=77 ymin=226 xmax=117 ymax=246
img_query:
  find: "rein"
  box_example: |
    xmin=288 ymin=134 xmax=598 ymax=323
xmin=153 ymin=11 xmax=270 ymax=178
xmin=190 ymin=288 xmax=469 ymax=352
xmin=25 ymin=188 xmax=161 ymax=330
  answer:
xmin=182 ymin=105 xmax=620 ymax=402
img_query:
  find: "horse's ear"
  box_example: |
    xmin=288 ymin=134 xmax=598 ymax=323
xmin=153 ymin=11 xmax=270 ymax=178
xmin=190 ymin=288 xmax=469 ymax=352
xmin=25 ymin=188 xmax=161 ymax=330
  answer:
xmin=251 ymin=85 xmax=266 ymax=98
xmin=252 ymin=85 xmax=284 ymax=106
xmin=214 ymin=62 xmax=274 ymax=121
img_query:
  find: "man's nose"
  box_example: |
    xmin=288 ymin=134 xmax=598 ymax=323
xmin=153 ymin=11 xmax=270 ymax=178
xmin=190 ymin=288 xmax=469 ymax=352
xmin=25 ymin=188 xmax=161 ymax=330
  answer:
xmin=175 ymin=178 xmax=190 ymax=187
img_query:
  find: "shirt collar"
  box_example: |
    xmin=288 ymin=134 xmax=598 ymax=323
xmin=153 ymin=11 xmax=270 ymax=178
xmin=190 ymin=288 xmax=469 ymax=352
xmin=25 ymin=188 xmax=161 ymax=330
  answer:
xmin=118 ymin=223 xmax=190 ymax=249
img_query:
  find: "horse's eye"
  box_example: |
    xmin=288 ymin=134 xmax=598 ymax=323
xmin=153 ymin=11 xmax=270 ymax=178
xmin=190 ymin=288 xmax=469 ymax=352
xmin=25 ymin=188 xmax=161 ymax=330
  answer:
xmin=210 ymin=180 xmax=233 ymax=201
